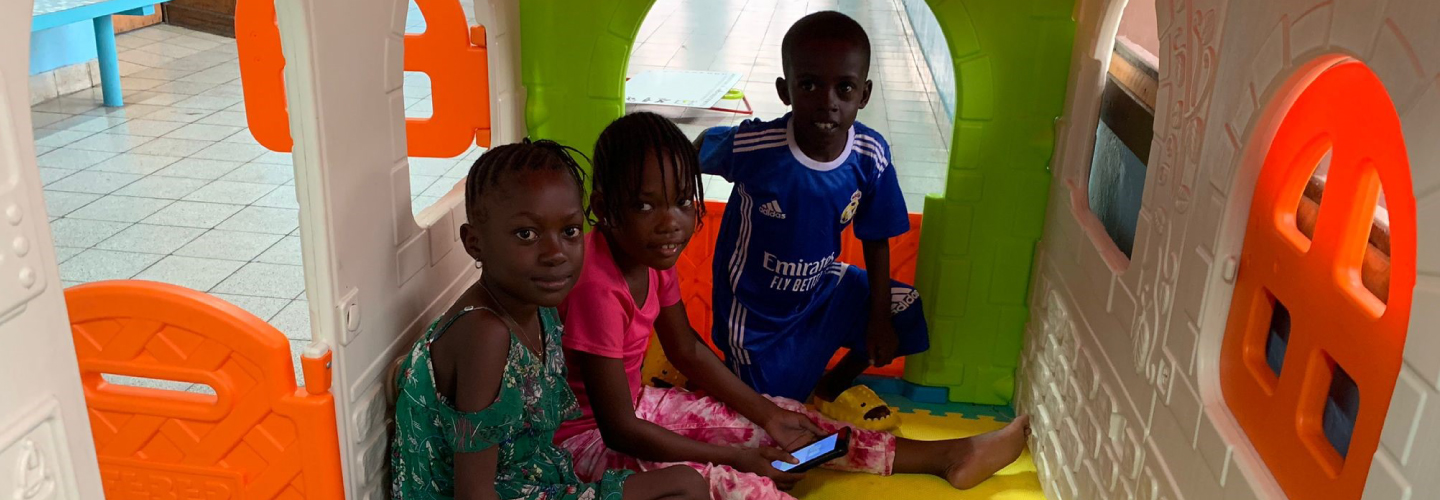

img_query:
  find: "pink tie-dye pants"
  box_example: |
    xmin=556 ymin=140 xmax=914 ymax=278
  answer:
xmin=559 ymin=386 xmax=895 ymax=500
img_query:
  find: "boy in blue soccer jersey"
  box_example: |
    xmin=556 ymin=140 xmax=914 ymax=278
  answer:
xmin=694 ymin=11 xmax=928 ymax=430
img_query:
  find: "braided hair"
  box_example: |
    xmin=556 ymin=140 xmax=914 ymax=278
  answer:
xmin=591 ymin=112 xmax=706 ymax=227
xmin=463 ymin=138 xmax=590 ymax=224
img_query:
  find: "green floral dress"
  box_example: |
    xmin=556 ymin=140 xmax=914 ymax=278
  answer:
xmin=391 ymin=306 xmax=632 ymax=499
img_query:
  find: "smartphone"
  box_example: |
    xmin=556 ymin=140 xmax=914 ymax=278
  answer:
xmin=771 ymin=427 xmax=850 ymax=473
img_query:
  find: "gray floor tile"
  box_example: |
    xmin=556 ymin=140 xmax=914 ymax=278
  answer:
xmin=252 ymin=186 xmax=299 ymax=209
xmin=134 ymin=255 xmax=245 ymax=292
xmin=197 ymin=110 xmax=249 ymax=127
xmin=130 ymin=137 xmax=214 ymax=157
xmin=141 ymin=107 xmax=213 ymax=123
xmin=891 ymin=146 xmax=948 ymax=164
xmin=900 ymin=161 xmax=948 ymax=179
xmin=211 ymin=293 xmax=290 ymax=322
xmin=409 ymin=175 xmax=439 ymax=195
xmin=96 ymin=224 xmax=206 ymax=254
xmin=270 ymin=300 xmax=312 ymax=341
xmin=149 ymin=80 xmax=219 ymax=95
xmin=216 ymin=206 xmax=298 ymax=235
xmin=174 ymin=94 xmax=242 ymax=110
xmin=212 ymin=262 xmax=305 ymax=298
xmin=898 ymin=175 xmax=945 ymax=196
xmin=165 ymin=123 xmax=245 ymax=141
xmin=45 ymin=114 xmax=129 ymax=133
xmin=175 ymin=229 xmax=283 ymax=261
xmin=33 ymin=97 xmax=102 ymax=115
xmin=101 ymin=374 xmax=193 ymax=393
xmin=142 ymin=201 xmax=245 ymax=228
xmin=114 ymin=175 xmax=210 ymax=200
xmin=64 ymin=133 xmax=153 ymax=154
xmin=85 ymin=103 xmax=166 ymax=121
xmin=45 ymin=170 xmax=142 ymax=194
xmin=191 ymin=142 xmax=268 ymax=163
xmin=38 ymin=167 xmax=79 ymax=186
xmin=253 ymin=151 xmax=293 ymax=165
xmin=43 ymin=191 xmax=100 ymax=218
xmin=66 ymin=195 xmax=174 ymax=223
xmin=153 ymin=158 xmax=243 ymax=180
xmin=117 ymin=76 xmax=166 ymax=91
xmin=36 ymin=148 xmax=117 ymax=170
xmin=412 ymin=196 xmax=441 ymax=216
xmin=86 ymin=153 xmax=183 ymax=176
xmin=182 ymin=180 xmax=275 ymax=205
xmin=889 ymin=120 xmax=948 ymax=137
xmin=221 ymin=162 xmax=293 ymax=185
xmin=59 ymin=249 xmax=163 ymax=282
xmin=222 ymin=131 xmax=262 ymax=146
xmin=420 ymin=178 xmax=462 ymax=199
xmin=407 ymin=157 xmax=461 ymax=177
xmin=48 ymin=218 xmax=131 ymax=248
xmin=105 ymin=118 xmax=186 ymax=137
xmin=290 ymin=339 xmax=308 ymax=388
xmin=31 ymin=111 xmax=68 ymax=128
xmin=54 ymin=246 xmax=84 ymax=264
xmin=133 ymin=92 xmax=190 ymax=107
xmin=255 ymin=236 xmax=302 ymax=266
xmin=34 ymin=130 xmax=95 ymax=148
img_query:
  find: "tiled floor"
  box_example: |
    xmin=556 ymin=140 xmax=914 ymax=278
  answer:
xmin=32 ymin=0 xmax=949 ymax=389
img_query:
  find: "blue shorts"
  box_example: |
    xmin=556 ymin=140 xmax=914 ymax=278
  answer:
xmin=711 ymin=264 xmax=929 ymax=401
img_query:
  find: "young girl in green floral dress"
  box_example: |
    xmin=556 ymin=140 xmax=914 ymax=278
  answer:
xmin=390 ymin=140 xmax=709 ymax=500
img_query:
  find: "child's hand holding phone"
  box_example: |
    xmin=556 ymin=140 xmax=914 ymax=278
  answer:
xmin=730 ymin=447 xmax=807 ymax=490
xmin=770 ymin=428 xmax=851 ymax=473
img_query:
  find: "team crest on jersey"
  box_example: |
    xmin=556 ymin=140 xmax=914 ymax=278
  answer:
xmin=839 ymin=190 xmax=862 ymax=224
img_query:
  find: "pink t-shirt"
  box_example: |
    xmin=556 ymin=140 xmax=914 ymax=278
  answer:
xmin=555 ymin=231 xmax=680 ymax=443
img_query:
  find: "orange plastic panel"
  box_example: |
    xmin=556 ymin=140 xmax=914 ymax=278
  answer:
xmin=65 ymin=281 xmax=344 ymax=499
xmin=234 ymin=0 xmax=491 ymax=157
xmin=676 ymin=201 xmax=923 ymax=378
xmin=1219 ymin=61 xmax=1416 ymax=499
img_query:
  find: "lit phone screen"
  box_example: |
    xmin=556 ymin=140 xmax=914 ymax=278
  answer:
xmin=771 ymin=433 xmax=839 ymax=471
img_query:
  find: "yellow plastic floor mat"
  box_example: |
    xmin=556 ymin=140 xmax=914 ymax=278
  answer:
xmin=792 ymin=410 xmax=1045 ymax=500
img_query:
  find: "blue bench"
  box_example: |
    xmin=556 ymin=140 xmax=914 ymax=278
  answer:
xmin=32 ymin=0 xmax=173 ymax=107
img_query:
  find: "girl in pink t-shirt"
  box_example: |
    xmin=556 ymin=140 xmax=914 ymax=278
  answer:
xmin=556 ymin=112 xmax=1030 ymax=500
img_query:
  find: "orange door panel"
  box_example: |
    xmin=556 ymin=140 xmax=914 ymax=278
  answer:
xmin=66 ymin=281 xmax=344 ymax=499
xmin=1219 ymin=61 xmax=1417 ymax=499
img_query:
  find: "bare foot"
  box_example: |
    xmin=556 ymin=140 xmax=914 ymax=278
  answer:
xmin=943 ymin=415 xmax=1031 ymax=489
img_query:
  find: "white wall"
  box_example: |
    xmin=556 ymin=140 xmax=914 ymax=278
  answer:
xmin=1019 ymin=0 xmax=1440 ymax=498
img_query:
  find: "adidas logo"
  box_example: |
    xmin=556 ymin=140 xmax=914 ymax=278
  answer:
xmin=758 ymin=200 xmax=786 ymax=219
xmin=891 ymin=288 xmax=919 ymax=314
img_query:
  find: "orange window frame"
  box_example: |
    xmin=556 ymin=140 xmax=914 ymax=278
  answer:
xmin=235 ymin=0 xmax=492 ymax=157
xmin=1219 ymin=61 xmax=1417 ymax=499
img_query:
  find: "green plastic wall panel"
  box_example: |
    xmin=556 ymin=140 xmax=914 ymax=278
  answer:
xmin=519 ymin=0 xmax=654 ymax=169
xmin=901 ymin=0 xmax=1074 ymax=405
xmin=518 ymin=0 xmax=1075 ymax=406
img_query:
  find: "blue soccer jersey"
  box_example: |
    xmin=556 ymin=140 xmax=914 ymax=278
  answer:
xmin=700 ymin=113 xmax=911 ymax=370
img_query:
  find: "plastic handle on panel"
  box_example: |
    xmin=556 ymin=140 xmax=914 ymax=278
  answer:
xmin=302 ymin=342 xmax=333 ymax=395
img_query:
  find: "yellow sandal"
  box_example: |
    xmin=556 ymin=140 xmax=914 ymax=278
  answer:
xmin=816 ymin=385 xmax=899 ymax=431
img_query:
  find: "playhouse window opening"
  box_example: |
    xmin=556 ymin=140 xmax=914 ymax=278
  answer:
xmin=401 ymin=4 xmax=480 ymax=220
xmin=1292 ymin=152 xmax=1392 ymax=303
xmin=1264 ymin=298 xmax=1291 ymax=376
xmin=1322 ymin=361 xmax=1360 ymax=459
xmin=1086 ymin=40 xmax=1155 ymax=258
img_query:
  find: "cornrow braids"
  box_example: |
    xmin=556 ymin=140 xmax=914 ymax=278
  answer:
xmin=590 ymin=111 xmax=706 ymax=228
xmin=463 ymin=138 xmax=590 ymax=224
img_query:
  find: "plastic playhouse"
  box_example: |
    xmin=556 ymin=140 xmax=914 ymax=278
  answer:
xmin=1 ymin=0 xmax=1437 ymax=499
